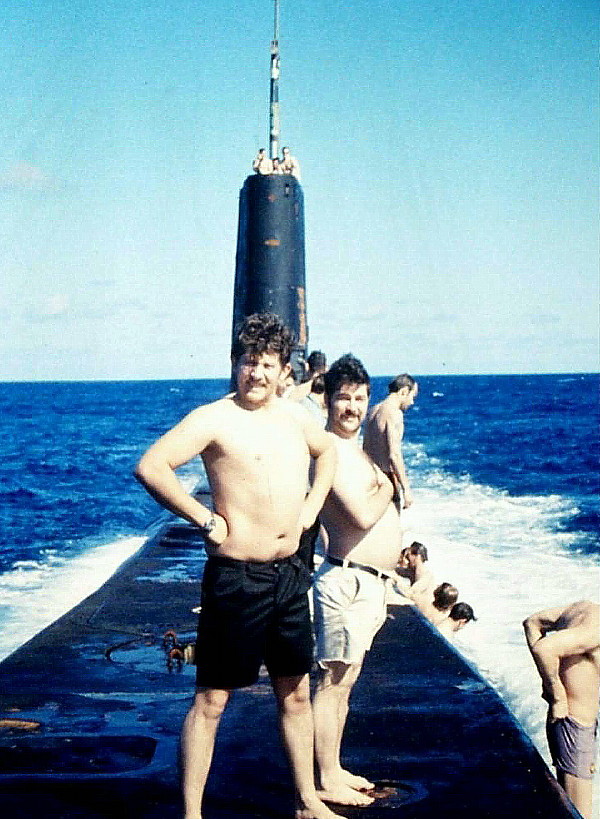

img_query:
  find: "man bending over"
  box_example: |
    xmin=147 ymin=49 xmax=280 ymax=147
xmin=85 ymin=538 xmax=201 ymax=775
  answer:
xmin=135 ymin=313 xmax=339 ymax=819
xmin=312 ymin=354 xmax=402 ymax=806
xmin=523 ymin=601 xmax=599 ymax=819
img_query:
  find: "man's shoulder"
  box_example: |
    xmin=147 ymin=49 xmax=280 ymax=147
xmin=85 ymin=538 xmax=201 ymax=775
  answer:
xmin=185 ymin=395 xmax=236 ymax=425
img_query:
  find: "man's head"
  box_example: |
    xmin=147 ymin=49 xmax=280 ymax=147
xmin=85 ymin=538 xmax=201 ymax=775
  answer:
xmin=433 ymin=583 xmax=459 ymax=612
xmin=307 ymin=350 xmax=327 ymax=376
xmin=258 ymin=148 xmax=266 ymax=156
xmin=283 ymin=146 xmax=290 ymax=155
xmin=310 ymin=373 xmax=325 ymax=395
xmin=448 ymin=602 xmax=477 ymax=632
xmin=273 ymin=157 xmax=280 ymax=167
xmin=324 ymin=354 xmax=370 ymax=439
xmin=388 ymin=373 xmax=418 ymax=410
xmin=406 ymin=541 xmax=428 ymax=567
xmin=231 ymin=313 xmax=294 ymax=406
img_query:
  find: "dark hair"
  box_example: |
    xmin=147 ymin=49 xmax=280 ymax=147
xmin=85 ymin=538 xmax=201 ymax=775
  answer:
xmin=307 ymin=350 xmax=327 ymax=373
xmin=311 ymin=373 xmax=325 ymax=395
xmin=388 ymin=373 xmax=416 ymax=393
xmin=433 ymin=582 xmax=459 ymax=610
xmin=408 ymin=541 xmax=428 ymax=561
xmin=450 ymin=602 xmax=477 ymax=622
xmin=324 ymin=354 xmax=370 ymax=400
xmin=231 ymin=313 xmax=294 ymax=365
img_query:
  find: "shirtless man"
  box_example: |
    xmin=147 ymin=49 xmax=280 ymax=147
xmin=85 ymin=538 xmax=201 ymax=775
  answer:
xmin=418 ymin=582 xmax=459 ymax=627
xmin=363 ymin=373 xmax=418 ymax=511
xmin=312 ymin=354 xmax=401 ymax=807
xmin=398 ymin=541 xmax=437 ymax=610
xmin=134 ymin=313 xmax=339 ymax=819
xmin=281 ymin=146 xmax=302 ymax=180
xmin=252 ymin=148 xmax=273 ymax=174
xmin=438 ymin=602 xmax=477 ymax=639
xmin=523 ymin=601 xmax=600 ymax=819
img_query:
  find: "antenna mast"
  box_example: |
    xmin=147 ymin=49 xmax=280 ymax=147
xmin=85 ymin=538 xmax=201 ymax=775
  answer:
xmin=269 ymin=0 xmax=281 ymax=159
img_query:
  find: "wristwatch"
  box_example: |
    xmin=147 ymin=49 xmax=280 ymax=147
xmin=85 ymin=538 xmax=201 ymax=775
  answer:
xmin=198 ymin=515 xmax=216 ymax=538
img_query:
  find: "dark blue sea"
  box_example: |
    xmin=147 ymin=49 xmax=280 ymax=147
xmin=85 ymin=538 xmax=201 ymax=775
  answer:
xmin=0 ymin=373 xmax=598 ymax=771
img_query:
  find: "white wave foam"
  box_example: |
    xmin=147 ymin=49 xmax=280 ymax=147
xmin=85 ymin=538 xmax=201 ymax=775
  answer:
xmin=0 ymin=535 xmax=146 ymax=662
xmin=402 ymin=454 xmax=600 ymax=778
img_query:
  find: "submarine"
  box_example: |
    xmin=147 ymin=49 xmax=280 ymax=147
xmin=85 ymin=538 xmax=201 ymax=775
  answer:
xmin=0 ymin=3 xmax=583 ymax=817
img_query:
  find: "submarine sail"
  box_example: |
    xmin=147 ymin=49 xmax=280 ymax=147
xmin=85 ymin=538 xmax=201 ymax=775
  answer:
xmin=231 ymin=0 xmax=307 ymax=377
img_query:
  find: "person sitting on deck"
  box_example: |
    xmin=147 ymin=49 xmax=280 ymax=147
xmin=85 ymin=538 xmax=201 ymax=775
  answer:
xmin=252 ymin=148 xmax=273 ymax=175
xmin=418 ymin=582 xmax=459 ymax=627
xmin=438 ymin=602 xmax=477 ymax=639
xmin=134 ymin=312 xmax=340 ymax=819
xmin=312 ymin=354 xmax=402 ymax=807
xmin=397 ymin=541 xmax=437 ymax=609
xmin=523 ymin=601 xmax=599 ymax=819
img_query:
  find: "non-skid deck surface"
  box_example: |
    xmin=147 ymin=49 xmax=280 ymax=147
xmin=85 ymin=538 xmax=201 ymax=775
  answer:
xmin=0 ymin=521 xmax=577 ymax=818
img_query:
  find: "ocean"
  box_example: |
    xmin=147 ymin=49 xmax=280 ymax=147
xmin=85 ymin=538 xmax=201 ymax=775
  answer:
xmin=0 ymin=373 xmax=598 ymax=776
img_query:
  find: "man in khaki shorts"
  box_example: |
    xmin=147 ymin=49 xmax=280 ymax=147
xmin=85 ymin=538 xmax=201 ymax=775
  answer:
xmin=135 ymin=313 xmax=340 ymax=819
xmin=312 ymin=354 xmax=403 ymax=807
xmin=523 ymin=600 xmax=599 ymax=819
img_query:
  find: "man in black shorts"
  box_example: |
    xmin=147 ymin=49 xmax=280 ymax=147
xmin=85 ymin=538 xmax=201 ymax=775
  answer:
xmin=135 ymin=313 xmax=339 ymax=819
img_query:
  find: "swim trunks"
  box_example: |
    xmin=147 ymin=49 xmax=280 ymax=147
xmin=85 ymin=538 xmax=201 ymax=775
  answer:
xmin=546 ymin=713 xmax=598 ymax=779
xmin=195 ymin=553 xmax=314 ymax=689
xmin=313 ymin=560 xmax=388 ymax=666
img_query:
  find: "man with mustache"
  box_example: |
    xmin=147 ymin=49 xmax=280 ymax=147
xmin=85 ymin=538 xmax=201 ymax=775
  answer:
xmin=312 ymin=354 xmax=402 ymax=806
xmin=135 ymin=313 xmax=339 ymax=819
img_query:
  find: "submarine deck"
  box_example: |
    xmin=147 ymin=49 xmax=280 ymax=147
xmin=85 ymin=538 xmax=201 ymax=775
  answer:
xmin=0 ymin=512 xmax=579 ymax=818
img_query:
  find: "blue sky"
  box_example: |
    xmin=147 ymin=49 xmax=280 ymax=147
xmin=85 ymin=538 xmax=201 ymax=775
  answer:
xmin=1 ymin=0 xmax=597 ymax=380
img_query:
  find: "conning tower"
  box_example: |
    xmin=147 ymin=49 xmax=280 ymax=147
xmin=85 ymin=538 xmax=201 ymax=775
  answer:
xmin=231 ymin=0 xmax=307 ymax=378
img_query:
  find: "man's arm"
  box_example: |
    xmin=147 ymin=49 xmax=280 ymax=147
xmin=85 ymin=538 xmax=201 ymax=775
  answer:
xmin=523 ymin=606 xmax=586 ymax=720
xmin=134 ymin=405 xmax=227 ymax=544
xmin=328 ymin=460 xmax=394 ymax=531
xmin=299 ymin=420 xmax=337 ymax=531
xmin=385 ymin=413 xmax=412 ymax=508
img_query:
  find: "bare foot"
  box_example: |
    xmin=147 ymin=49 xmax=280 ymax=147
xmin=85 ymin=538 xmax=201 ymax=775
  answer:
xmin=341 ymin=769 xmax=374 ymax=791
xmin=296 ymin=794 xmax=344 ymax=818
xmin=317 ymin=783 xmax=375 ymax=806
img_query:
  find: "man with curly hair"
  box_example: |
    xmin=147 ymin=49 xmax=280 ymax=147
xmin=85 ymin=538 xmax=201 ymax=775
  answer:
xmin=135 ymin=313 xmax=339 ymax=819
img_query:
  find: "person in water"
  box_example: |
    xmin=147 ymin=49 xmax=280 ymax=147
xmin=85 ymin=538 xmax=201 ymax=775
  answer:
xmin=134 ymin=312 xmax=340 ymax=819
xmin=312 ymin=354 xmax=401 ymax=807
xmin=523 ymin=601 xmax=600 ymax=819
xmin=363 ymin=373 xmax=418 ymax=512
xmin=437 ymin=602 xmax=477 ymax=639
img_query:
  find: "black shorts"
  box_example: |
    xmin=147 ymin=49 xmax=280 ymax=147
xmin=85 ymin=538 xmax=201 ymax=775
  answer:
xmin=195 ymin=553 xmax=314 ymax=689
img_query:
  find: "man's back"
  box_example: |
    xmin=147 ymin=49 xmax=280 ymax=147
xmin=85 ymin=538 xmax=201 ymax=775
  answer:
xmin=363 ymin=399 xmax=396 ymax=472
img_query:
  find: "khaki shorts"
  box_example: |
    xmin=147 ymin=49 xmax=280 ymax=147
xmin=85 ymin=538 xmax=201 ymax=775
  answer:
xmin=313 ymin=561 xmax=387 ymax=666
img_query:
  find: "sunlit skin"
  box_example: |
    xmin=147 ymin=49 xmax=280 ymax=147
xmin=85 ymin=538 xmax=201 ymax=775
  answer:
xmin=135 ymin=349 xmax=340 ymax=819
xmin=523 ymin=601 xmax=600 ymax=819
xmin=313 ymin=380 xmax=402 ymax=807
xmin=363 ymin=384 xmax=418 ymax=510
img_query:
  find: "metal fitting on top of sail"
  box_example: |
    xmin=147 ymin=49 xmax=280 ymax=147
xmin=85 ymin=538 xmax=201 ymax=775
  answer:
xmin=269 ymin=0 xmax=280 ymax=160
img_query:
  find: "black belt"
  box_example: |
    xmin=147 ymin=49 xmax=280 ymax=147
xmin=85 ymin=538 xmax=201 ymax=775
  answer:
xmin=326 ymin=554 xmax=393 ymax=581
